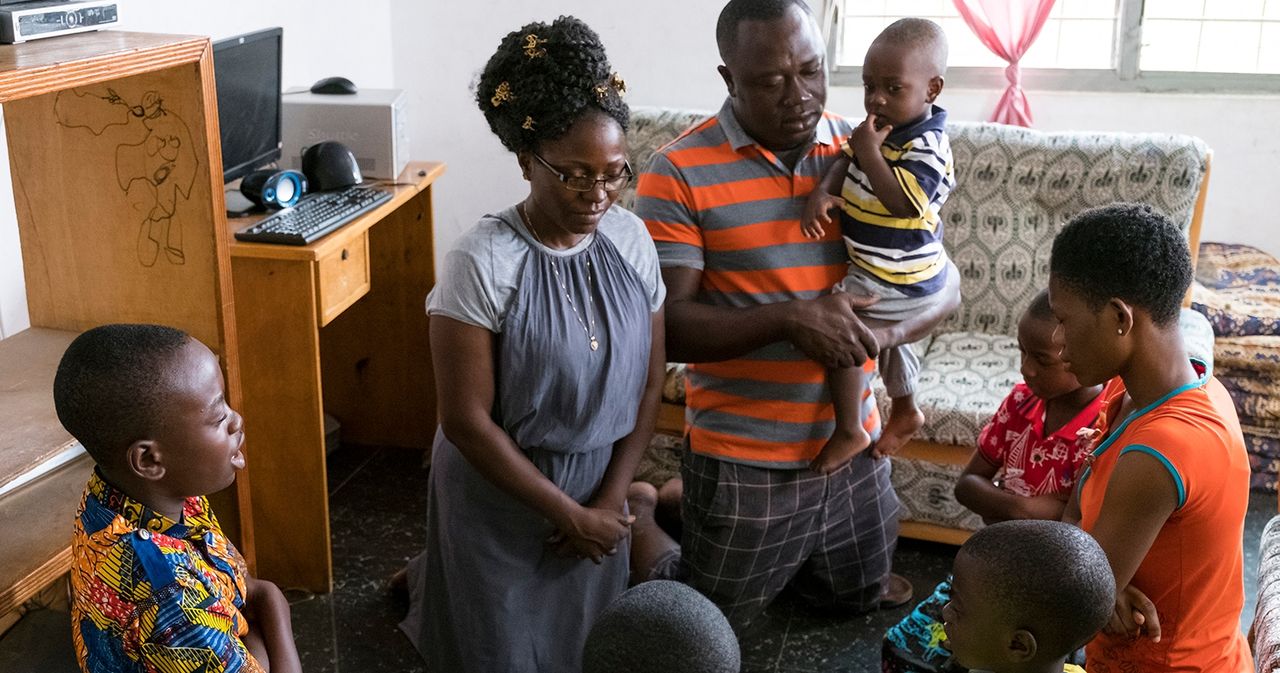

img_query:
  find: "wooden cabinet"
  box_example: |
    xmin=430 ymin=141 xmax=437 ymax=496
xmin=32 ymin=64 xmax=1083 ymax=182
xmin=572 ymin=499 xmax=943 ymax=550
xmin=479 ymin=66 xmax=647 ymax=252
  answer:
xmin=229 ymin=162 xmax=443 ymax=591
xmin=0 ymin=32 xmax=253 ymax=615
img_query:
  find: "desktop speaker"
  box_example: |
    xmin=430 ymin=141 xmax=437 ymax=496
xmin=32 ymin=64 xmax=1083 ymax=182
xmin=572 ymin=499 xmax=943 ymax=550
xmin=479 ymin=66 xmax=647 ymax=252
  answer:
xmin=240 ymin=169 xmax=307 ymax=209
xmin=301 ymin=141 xmax=363 ymax=191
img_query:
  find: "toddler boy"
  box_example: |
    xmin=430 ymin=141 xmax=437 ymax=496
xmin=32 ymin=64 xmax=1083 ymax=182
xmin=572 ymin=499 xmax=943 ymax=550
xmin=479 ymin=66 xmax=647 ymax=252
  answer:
xmin=56 ymin=324 xmax=300 ymax=673
xmin=801 ymin=17 xmax=957 ymax=472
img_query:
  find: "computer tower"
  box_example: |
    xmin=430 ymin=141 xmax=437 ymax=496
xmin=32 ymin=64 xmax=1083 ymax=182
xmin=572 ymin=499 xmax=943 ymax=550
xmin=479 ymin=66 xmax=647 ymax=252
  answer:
xmin=281 ymin=88 xmax=409 ymax=181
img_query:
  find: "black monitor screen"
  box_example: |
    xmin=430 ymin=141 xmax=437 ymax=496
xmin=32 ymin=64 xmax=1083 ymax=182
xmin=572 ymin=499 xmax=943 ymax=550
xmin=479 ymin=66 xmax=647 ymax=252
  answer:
xmin=213 ymin=28 xmax=282 ymax=183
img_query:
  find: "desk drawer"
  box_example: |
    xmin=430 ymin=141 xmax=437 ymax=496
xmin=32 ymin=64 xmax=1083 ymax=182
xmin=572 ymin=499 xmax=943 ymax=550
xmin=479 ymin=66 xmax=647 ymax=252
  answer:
xmin=316 ymin=233 xmax=371 ymax=326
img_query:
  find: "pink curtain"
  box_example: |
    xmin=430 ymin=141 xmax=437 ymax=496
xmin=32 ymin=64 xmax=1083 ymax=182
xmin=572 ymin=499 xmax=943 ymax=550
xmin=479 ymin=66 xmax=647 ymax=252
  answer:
xmin=952 ymin=0 xmax=1057 ymax=127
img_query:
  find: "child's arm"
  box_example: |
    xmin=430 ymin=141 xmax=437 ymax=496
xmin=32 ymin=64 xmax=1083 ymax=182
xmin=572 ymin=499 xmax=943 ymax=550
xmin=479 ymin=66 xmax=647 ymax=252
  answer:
xmin=242 ymin=577 xmax=302 ymax=673
xmin=849 ymin=113 xmax=916 ymax=218
xmin=953 ymin=452 xmax=1069 ymax=523
xmin=801 ymin=155 xmax=851 ymax=239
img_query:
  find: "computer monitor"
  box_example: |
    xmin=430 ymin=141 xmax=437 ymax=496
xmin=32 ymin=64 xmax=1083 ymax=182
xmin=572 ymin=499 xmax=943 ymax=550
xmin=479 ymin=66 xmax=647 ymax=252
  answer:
xmin=213 ymin=27 xmax=283 ymax=184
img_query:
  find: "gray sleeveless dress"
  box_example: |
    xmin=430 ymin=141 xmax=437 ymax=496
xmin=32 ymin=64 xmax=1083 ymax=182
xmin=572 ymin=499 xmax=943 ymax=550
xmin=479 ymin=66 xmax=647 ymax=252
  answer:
xmin=400 ymin=205 xmax=659 ymax=673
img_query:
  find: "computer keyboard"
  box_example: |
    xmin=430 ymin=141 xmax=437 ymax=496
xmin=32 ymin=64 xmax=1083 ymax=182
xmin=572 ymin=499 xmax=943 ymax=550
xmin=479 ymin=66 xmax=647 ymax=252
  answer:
xmin=234 ymin=185 xmax=394 ymax=245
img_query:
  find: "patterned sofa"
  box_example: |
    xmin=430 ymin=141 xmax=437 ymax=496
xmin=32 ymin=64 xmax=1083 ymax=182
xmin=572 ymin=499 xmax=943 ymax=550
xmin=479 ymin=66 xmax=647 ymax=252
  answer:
xmin=1191 ymin=242 xmax=1280 ymax=492
xmin=622 ymin=107 xmax=1216 ymax=543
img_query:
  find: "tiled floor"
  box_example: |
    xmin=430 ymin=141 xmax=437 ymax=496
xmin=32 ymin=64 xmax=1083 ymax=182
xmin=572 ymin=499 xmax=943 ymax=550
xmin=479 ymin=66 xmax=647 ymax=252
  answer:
xmin=2 ymin=445 xmax=1275 ymax=673
xmin=292 ymin=445 xmax=1277 ymax=673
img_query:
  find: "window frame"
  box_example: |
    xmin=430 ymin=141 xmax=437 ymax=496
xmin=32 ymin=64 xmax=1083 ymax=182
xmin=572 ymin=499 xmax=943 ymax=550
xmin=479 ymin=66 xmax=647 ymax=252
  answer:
xmin=829 ymin=0 xmax=1280 ymax=94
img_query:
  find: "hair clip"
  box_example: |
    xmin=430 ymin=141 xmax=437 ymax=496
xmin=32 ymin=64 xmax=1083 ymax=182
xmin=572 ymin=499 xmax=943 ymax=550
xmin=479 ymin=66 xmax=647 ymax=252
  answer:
xmin=595 ymin=84 xmax=610 ymax=102
xmin=522 ymin=116 xmax=536 ymax=131
xmin=490 ymin=81 xmax=514 ymax=108
xmin=610 ymin=72 xmax=627 ymax=94
xmin=523 ymin=34 xmax=548 ymax=58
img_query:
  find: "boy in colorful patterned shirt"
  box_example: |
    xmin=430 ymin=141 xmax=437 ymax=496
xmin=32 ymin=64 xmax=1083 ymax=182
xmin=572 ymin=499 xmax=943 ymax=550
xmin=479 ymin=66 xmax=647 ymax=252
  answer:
xmin=939 ymin=520 xmax=1114 ymax=673
xmin=800 ymin=17 xmax=958 ymax=472
xmin=881 ymin=291 xmax=1104 ymax=672
xmin=56 ymin=324 xmax=300 ymax=673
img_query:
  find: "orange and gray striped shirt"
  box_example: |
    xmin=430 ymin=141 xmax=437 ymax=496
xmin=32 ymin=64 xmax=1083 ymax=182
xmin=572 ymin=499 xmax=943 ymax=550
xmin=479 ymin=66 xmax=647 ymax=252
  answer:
xmin=636 ymin=100 xmax=880 ymax=467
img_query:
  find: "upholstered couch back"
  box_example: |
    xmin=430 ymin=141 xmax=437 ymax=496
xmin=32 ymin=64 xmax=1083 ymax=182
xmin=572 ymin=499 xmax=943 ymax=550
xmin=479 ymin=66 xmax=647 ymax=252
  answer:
xmin=622 ymin=106 xmax=1212 ymax=337
xmin=942 ymin=122 xmax=1209 ymax=335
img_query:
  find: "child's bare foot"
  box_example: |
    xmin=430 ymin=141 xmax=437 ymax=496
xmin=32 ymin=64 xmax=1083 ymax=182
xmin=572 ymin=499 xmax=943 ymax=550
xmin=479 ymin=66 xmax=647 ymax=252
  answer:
xmin=810 ymin=426 xmax=870 ymax=474
xmin=627 ymin=481 xmax=659 ymax=525
xmin=873 ymin=400 xmax=925 ymax=458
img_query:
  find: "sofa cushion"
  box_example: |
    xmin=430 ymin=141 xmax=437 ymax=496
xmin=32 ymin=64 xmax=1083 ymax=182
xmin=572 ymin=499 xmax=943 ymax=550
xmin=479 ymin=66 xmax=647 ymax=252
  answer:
xmin=941 ymin=123 xmax=1210 ymax=337
xmin=1192 ymin=245 xmax=1280 ymax=334
xmin=889 ymin=456 xmax=984 ymax=532
xmin=905 ymin=332 xmax=1022 ymax=447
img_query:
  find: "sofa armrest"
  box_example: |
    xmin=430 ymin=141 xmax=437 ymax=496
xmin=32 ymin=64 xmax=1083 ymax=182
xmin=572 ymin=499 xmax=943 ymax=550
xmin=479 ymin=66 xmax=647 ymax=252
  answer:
xmin=1252 ymin=514 xmax=1280 ymax=672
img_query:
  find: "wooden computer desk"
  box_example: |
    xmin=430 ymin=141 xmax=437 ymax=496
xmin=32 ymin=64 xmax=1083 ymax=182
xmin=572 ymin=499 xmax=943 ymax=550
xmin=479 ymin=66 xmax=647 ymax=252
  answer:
xmin=228 ymin=162 xmax=445 ymax=592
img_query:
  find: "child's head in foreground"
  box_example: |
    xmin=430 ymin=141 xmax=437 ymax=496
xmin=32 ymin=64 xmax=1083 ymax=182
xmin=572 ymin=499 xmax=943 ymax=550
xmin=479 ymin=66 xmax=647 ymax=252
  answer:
xmin=1017 ymin=289 xmax=1086 ymax=403
xmin=53 ymin=324 xmax=245 ymax=502
xmin=583 ymin=579 xmax=740 ymax=673
xmin=942 ymin=520 xmax=1114 ymax=672
xmin=863 ymin=17 xmax=948 ymax=129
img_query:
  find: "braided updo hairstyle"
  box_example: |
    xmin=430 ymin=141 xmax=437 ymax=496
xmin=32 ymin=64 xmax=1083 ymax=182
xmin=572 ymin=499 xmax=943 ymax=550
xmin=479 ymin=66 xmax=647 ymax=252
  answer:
xmin=476 ymin=16 xmax=629 ymax=154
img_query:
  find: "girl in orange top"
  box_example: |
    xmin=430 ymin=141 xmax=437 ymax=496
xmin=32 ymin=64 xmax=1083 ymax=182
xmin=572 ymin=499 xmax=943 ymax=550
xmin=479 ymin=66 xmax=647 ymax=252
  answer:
xmin=1049 ymin=203 xmax=1250 ymax=673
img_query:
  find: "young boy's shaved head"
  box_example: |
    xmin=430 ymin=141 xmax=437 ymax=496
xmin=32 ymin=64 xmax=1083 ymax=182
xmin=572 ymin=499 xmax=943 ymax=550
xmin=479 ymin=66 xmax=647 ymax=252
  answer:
xmin=959 ymin=520 xmax=1114 ymax=657
xmin=873 ymin=17 xmax=948 ymax=76
xmin=53 ymin=324 xmax=191 ymax=466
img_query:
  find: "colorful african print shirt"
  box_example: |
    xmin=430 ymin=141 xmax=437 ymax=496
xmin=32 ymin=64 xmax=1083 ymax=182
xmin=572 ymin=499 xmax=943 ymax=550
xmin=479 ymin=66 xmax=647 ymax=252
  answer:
xmin=70 ymin=470 xmax=262 ymax=673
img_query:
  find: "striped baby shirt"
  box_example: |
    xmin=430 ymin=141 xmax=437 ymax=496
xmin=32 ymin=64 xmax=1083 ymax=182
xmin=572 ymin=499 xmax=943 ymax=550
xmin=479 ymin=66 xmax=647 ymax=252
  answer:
xmin=839 ymin=105 xmax=953 ymax=297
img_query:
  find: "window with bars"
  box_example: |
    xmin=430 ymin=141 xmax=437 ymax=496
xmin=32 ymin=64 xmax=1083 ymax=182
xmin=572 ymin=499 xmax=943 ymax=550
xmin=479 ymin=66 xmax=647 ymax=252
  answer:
xmin=834 ymin=0 xmax=1280 ymax=91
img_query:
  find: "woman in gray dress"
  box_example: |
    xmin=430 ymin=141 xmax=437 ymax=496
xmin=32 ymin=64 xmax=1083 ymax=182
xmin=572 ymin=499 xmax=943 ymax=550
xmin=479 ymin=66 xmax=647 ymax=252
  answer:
xmin=398 ymin=16 xmax=666 ymax=673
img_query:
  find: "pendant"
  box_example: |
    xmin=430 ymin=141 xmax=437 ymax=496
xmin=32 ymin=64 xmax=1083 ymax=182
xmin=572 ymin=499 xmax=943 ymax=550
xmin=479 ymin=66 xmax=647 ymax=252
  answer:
xmin=590 ymin=337 xmax=599 ymax=351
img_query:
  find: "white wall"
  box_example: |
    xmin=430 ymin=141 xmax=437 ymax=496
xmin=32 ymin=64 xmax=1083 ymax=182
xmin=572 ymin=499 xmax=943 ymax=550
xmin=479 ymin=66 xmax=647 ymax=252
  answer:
xmin=388 ymin=1 xmax=725 ymax=269
xmin=391 ymin=1 xmax=1280 ymax=271
xmin=828 ymin=87 xmax=1280 ymax=257
xmin=4 ymin=3 xmax=1279 ymax=335
xmin=0 ymin=0 xmax=395 ymax=336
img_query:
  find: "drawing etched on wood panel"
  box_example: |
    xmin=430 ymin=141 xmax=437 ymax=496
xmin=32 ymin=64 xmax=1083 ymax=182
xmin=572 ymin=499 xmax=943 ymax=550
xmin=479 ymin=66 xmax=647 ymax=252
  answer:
xmin=54 ymin=87 xmax=198 ymax=267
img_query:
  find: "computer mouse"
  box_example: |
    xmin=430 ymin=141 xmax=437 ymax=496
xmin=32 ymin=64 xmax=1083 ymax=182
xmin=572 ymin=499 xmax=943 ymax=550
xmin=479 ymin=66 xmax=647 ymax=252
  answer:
xmin=310 ymin=76 xmax=358 ymax=95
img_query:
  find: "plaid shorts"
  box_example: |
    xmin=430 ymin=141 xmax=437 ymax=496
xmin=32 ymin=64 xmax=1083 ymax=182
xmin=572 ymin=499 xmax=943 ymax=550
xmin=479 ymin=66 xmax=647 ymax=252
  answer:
xmin=659 ymin=448 xmax=901 ymax=634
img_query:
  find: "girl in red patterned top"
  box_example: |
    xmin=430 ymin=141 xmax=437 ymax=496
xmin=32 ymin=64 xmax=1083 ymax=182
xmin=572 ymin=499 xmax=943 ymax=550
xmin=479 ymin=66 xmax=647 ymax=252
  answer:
xmin=954 ymin=289 xmax=1105 ymax=523
xmin=882 ymin=290 xmax=1104 ymax=673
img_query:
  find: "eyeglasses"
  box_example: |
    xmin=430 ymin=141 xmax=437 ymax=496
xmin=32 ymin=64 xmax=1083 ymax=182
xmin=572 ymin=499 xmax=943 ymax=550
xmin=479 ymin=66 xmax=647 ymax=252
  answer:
xmin=532 ymin=153 xmax=633 ymax=192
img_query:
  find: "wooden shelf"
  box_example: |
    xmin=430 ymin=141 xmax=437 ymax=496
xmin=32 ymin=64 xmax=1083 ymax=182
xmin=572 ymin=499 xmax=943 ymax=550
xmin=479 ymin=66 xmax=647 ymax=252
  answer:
xmin=0 ymin=32 xmax=208 ymax=103
xmin=0 ymin=328 xmax=80 ymax=491
xmin=0 ymin=328 xmax=92 ymax=616
xmin=0 ymin=29 xmax=254 ymax=612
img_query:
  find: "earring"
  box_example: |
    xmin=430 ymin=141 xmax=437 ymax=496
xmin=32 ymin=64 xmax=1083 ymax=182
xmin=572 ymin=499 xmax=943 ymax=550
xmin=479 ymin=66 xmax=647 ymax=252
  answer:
xmin=1117 ymin=328 xmax=1123 ymax=335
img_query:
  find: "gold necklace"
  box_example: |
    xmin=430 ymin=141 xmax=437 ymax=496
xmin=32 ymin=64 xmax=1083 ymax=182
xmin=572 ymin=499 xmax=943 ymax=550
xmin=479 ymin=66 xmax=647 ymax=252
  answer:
xmin=520 ymin=203 xmax=600 ymax=352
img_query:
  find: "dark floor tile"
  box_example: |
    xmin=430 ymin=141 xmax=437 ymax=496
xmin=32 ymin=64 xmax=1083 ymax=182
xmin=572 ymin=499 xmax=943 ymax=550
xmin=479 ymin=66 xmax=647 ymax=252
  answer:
xmin=0 ymin=608 xmax=77 ymax=673
xmin=326 ymin=444 xmax=381 ymax=496
xmin=328 ymin=446 xmax=430 ymax=673
xmin=739 ymin=601 xmax=794 ymax=669
xmin=288 ymin=589 xmax=337 ymax=673
xmin=773 ymin=613 xmax=882 ymax=673
xmin=290 ymin=447 xmax=1277 ymax=673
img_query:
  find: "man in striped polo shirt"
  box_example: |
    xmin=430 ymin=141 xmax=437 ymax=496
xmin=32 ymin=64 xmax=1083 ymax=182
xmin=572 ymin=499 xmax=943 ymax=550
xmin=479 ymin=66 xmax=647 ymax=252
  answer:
xmin=632 ymin=0 xmax=959 ymax=634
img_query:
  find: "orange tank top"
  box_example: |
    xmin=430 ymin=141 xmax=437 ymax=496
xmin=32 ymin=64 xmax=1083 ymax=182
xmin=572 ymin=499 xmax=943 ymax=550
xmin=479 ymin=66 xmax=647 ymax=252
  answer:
xmin=1078 ymin=366 xmax=1250 ymax=672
